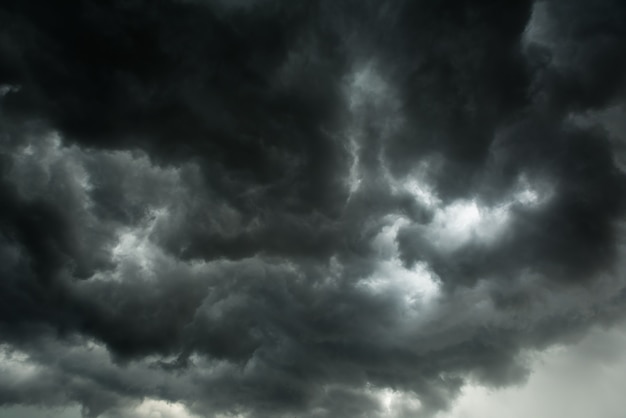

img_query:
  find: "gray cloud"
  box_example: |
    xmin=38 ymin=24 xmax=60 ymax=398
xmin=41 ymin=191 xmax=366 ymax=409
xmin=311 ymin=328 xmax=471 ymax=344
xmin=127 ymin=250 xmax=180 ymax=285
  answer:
xmin=441 ymin=320 xmax=626 ymax=418
xmin=1 ymin=0 xmax=626 ymax=417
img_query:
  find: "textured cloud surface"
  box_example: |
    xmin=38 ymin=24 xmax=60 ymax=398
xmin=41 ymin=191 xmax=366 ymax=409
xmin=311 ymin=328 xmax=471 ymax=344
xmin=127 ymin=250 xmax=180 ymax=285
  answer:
xmin=1 ymin=0 xmax=626 ymax=417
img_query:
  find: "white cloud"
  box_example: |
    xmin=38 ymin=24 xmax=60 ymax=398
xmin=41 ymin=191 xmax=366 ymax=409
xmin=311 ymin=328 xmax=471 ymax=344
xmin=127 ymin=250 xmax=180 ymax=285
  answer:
xmin=361 ymin=216 xmax=442 ymax=309
xmin=417 ymin=174 xmax=553 ymax=252
xmin=130 ymin=399 xmax=201 ymax=418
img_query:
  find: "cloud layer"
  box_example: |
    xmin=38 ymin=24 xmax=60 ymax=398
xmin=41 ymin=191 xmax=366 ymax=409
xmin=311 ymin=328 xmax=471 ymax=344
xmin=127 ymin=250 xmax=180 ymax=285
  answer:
xmin=1 ymin=0 xmax=626 ymax=416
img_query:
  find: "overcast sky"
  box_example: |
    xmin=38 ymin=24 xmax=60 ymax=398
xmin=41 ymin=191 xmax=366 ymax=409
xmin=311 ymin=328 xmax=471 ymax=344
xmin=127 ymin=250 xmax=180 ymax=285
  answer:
xmin=1 ymin=1 xmax=626 ymax=417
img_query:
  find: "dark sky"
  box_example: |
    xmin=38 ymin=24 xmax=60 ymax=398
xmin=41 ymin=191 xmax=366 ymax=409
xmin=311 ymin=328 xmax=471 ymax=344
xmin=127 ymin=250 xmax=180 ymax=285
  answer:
xmin=1 ymin=1 xmax=626 ymax=417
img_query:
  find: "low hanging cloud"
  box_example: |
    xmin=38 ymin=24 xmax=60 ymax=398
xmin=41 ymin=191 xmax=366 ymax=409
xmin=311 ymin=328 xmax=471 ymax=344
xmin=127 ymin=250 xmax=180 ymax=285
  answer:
xmin=1 ymin=0 xmax=626 ymax=417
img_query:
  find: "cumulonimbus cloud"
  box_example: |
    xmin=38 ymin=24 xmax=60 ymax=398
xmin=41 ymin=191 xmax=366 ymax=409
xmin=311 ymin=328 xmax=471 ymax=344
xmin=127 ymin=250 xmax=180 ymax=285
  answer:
xmin=1 ymin=0 xmax=626 ymax=417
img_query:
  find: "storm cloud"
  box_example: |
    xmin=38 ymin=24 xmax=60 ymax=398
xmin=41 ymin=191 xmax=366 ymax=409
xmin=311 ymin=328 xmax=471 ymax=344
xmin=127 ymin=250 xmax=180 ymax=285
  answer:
xmin=1 ymin=0 xmax=626 ymax=417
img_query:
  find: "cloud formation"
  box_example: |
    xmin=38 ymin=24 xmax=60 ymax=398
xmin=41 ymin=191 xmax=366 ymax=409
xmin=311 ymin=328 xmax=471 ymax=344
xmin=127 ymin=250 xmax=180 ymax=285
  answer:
xmin=1 ymin=0 xmax=626 ymax=416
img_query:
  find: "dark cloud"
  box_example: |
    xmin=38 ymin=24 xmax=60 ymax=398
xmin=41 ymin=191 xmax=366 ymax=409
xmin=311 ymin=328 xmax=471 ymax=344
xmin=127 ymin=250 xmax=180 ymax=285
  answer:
xmin=1 ymin=0 xmax=626 ymax=417
xmin=525 ymin=0 xmax=626 ymax=111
